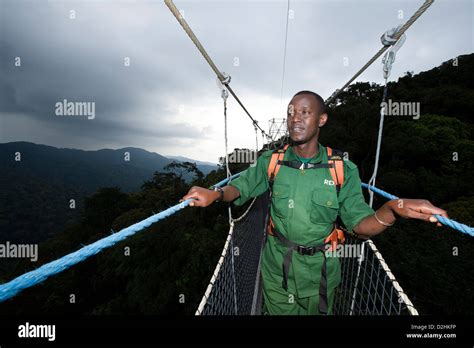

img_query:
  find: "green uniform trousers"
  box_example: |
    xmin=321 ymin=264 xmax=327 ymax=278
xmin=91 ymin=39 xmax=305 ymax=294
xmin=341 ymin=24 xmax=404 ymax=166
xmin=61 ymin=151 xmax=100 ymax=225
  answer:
xmin=261 ymin=277 xmax=336 ymax=315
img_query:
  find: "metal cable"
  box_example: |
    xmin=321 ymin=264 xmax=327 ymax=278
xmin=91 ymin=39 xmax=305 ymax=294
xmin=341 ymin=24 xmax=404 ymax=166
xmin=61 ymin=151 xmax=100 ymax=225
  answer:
xmin=164 ymin=0 xmax=270 ymax=138
xmin=225 ymin=85 xmax=268 ymax=136
xmin=279 ymin=0 xmax=291 ymax=107
xmin=326 ymin=0 xmax=434 ymax=104
xmin=164 ymin=0 xmax=225 ymax=81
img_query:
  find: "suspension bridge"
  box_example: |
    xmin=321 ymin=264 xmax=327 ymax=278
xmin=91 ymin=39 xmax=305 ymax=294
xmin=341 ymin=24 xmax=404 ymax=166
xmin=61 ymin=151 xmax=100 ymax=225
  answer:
xmin=1 ymin=0 xmax=472 ymax=316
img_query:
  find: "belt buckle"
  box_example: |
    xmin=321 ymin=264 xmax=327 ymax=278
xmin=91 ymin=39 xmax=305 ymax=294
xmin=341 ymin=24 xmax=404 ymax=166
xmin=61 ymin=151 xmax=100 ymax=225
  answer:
xmin=297 ymin=245 xmax=315 ymax=256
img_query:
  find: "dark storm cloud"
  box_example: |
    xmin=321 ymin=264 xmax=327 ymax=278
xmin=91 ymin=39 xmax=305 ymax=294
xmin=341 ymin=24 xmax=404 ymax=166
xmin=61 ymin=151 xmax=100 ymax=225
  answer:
xmin=0 ymin=0 xmax=472 ymax=161
xmin=0 ymin=0 xmax=214 ymax=145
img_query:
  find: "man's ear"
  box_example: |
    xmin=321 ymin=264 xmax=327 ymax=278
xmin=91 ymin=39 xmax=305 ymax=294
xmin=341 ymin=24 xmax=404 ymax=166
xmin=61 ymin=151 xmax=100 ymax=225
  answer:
xmin=318 ymin=113 xmax=328 ymax=127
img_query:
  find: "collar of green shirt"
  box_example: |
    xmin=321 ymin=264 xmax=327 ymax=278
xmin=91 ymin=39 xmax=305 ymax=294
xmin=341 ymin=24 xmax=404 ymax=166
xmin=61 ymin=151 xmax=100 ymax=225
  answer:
xmin=288 ymin=143 xmax=326 ymax=164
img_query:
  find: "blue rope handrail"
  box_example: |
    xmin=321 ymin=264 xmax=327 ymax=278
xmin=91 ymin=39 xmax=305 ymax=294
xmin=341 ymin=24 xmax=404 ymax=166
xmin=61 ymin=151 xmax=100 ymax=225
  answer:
xmin=0 ymin=173 xmax=472 ymax=303
xmin=0 ymin=201 xmax=195 ymax=303
xmin=0 ymin=176 xmax=237 ymax=303
xmin=361 ymin=183 xmax=474 ymax=237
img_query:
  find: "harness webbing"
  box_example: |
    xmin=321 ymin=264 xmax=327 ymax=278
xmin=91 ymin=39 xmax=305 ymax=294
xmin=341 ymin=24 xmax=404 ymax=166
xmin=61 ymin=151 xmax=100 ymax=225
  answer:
xmin=268 ymin=222 xmax=330 ymax=315
xmin=277 ymin=160 xmax=332 ymax=170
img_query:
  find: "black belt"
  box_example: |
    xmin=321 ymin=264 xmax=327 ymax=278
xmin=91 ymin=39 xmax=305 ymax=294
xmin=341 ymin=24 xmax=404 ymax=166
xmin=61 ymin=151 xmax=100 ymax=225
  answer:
xmin=269 ymin=224 xmax=329 ymax=315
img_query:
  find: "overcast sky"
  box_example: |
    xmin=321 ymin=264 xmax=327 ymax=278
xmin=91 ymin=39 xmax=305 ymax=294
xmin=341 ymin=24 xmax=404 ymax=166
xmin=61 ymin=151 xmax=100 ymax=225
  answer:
xmin=0 ymin=0 xmax=472 ymax=163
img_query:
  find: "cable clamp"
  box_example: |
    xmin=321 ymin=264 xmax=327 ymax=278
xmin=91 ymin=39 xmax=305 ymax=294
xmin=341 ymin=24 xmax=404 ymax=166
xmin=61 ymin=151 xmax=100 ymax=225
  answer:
xmin=381 ymin=26 xmax=406 ymax=79
xmin=216 ymin=72 xmax=231 ymax=100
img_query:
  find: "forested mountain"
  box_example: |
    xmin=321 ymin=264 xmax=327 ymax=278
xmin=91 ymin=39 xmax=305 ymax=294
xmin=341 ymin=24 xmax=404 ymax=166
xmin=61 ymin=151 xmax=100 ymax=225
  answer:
xmin=0 ymin=142 xmax=216 ymax=243
xmin=1 ymin=54 xmax=472 ymax=316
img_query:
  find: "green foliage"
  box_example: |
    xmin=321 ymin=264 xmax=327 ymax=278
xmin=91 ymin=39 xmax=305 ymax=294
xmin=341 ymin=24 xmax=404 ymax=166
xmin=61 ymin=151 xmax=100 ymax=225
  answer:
xmin=0 ymin=166 xmax=236 ymax=315
xmin=323 ymin=54 xmax=474 ymax=315
xmin=82 ymin=187 xmax=132 ymax=231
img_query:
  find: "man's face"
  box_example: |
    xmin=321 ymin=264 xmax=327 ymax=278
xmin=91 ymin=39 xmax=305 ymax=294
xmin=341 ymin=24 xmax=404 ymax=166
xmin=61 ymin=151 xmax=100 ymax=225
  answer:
xmin=287 ymin=94 xmax=327 ymax=144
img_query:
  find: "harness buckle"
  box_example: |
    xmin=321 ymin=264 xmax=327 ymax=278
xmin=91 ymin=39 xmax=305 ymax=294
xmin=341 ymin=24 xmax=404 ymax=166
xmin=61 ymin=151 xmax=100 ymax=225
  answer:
xmin=296 ymin=245 xmax=316 ymax=256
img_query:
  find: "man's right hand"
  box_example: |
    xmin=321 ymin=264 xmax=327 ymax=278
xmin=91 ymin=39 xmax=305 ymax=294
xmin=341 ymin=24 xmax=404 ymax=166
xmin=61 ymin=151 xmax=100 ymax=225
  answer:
xmin=180 ymin=186 xmax=219 ymax=207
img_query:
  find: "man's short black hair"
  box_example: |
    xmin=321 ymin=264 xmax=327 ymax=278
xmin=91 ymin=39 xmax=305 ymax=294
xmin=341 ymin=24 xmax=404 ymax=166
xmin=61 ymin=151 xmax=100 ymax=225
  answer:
xmin=292 ymin=90 xmax=326 ymax=115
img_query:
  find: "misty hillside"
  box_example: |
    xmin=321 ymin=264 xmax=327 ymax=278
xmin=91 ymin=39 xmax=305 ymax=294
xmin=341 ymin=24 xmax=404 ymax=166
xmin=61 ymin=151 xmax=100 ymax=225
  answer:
xmin=0 ymin=142 xmax=217 ymax=243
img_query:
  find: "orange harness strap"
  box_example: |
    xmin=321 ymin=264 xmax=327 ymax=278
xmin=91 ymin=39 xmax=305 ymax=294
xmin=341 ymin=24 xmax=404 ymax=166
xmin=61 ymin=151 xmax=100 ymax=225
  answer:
xmin=267 ymin=144 xmax=289 ymax=181
xmin=327 ymin=147 xmax=344 ymax=190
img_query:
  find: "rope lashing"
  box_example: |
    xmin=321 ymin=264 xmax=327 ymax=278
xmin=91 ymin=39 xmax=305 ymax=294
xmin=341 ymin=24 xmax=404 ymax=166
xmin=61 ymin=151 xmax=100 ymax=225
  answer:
xmin=326 ymin=0 xmax=434 ymax=104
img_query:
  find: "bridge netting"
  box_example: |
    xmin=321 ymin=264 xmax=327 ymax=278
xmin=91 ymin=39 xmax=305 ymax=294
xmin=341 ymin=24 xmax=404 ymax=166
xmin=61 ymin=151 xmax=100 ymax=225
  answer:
xmin=195 ymin=192 xmax=418 ymax=316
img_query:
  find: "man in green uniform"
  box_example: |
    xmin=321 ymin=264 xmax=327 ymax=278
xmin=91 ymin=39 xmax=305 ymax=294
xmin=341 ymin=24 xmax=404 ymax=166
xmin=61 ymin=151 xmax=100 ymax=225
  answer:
xmin=181 ymin=90 xmax=448 ymax=315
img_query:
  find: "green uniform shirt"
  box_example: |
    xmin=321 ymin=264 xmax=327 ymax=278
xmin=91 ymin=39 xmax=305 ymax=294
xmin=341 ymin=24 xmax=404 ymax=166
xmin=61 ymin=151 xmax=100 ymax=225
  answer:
xmin=229 ymin=143 xmax=374 ymax=298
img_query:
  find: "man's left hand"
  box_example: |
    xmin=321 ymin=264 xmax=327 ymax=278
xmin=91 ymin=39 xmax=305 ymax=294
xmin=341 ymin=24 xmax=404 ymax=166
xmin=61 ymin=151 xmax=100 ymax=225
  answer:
xmin=387 ymin=199 xmax=449 ymax=227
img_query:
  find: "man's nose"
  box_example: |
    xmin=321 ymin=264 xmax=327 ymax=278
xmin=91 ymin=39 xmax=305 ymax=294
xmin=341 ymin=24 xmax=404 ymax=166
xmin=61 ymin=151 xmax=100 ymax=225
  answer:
xmin=292 ymin=110 xmax=303 ymax=122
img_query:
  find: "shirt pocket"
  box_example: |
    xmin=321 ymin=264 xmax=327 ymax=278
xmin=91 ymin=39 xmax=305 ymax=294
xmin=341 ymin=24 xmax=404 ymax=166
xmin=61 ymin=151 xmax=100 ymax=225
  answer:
xmin=271 ymin=183 xmax=290 ymax=219
xmin=310 ymin=188 xmax=339 ymax=224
